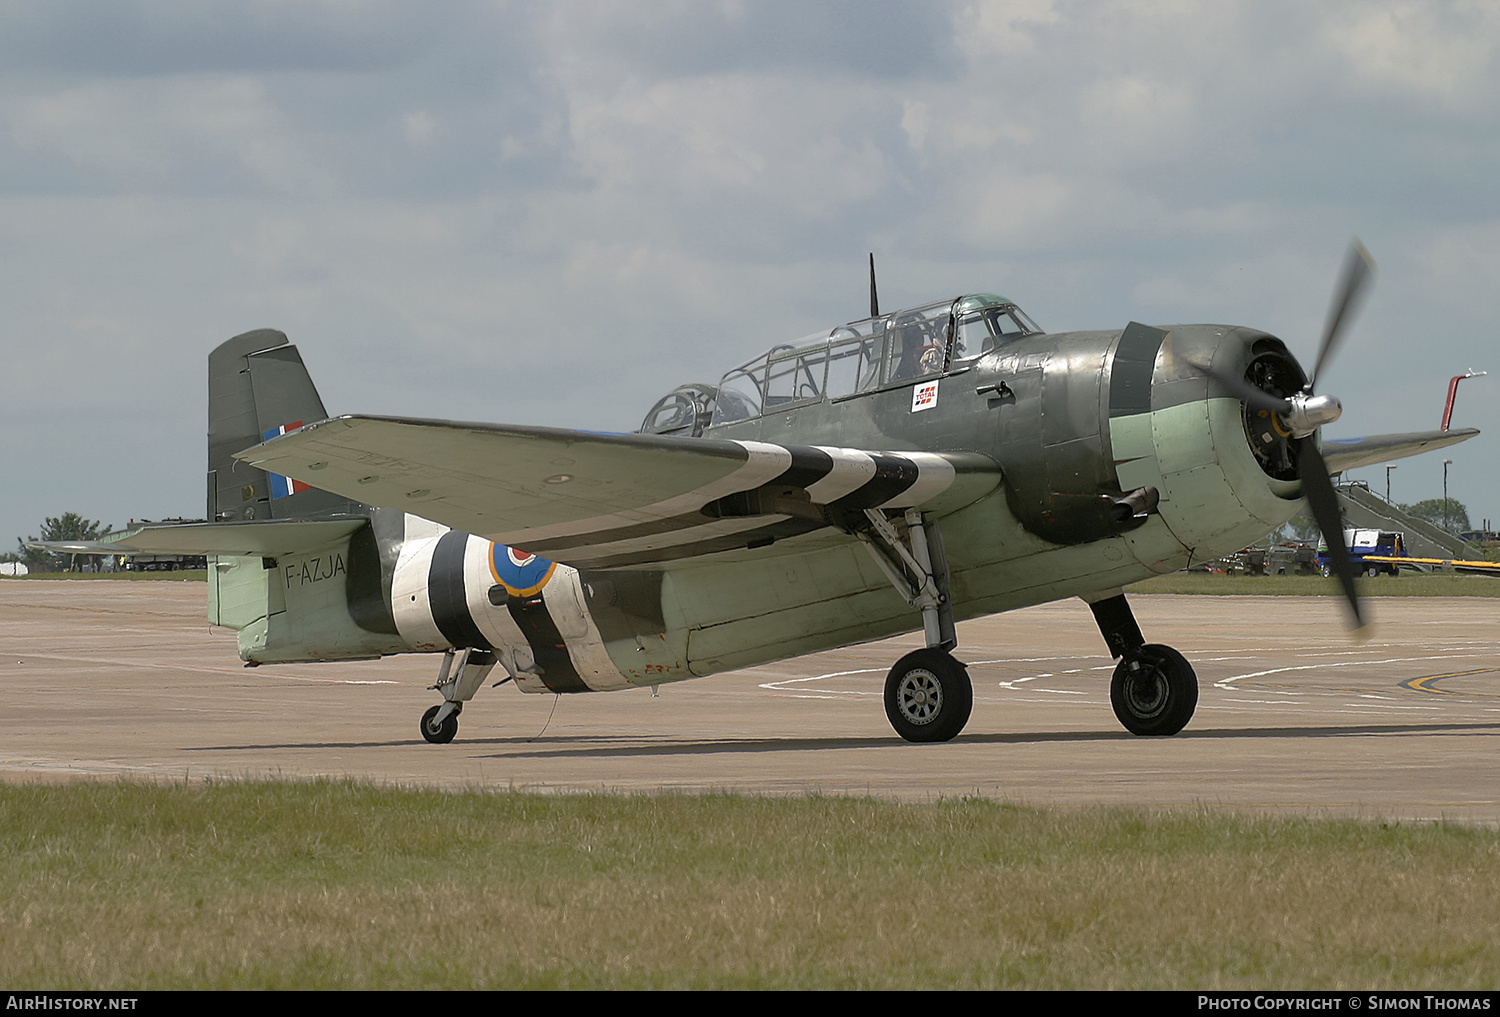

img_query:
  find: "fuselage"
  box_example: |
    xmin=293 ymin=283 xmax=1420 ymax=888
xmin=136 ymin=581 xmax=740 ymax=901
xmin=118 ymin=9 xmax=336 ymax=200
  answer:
xmin=224 ymin=302 xmax=1312 ymax=696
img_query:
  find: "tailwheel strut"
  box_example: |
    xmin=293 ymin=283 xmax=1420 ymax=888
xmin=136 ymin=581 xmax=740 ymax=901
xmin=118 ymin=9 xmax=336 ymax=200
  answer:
xmin=419 ymin=647 xmax=497 ymax=744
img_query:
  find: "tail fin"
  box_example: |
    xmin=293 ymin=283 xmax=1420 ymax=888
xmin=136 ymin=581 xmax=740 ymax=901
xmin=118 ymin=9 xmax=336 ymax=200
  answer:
xmin=208 ymin=329 xmax=361 ymax=522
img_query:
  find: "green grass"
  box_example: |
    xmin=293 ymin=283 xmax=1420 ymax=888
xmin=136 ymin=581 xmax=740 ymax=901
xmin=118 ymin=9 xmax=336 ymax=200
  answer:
xmin=1128 ymin=572 xmax=1500 ymax=597
xmin=2 ymin=781 xmax=1497 ymax=989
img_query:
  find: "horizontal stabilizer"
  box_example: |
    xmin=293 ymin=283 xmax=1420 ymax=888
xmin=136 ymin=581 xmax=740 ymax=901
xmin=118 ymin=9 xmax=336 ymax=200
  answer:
xmin=1321 ymin=428 xmax=1478 ymax=475
xmin=29 ymin=518 xmax=366 ymax=558
xmin=236 ymin=415 xmax=1002 ymax=568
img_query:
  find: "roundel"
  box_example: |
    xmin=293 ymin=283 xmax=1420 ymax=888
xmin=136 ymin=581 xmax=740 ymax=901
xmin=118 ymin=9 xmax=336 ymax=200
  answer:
xmin=489 ymin=543 xmax=556 ymax=597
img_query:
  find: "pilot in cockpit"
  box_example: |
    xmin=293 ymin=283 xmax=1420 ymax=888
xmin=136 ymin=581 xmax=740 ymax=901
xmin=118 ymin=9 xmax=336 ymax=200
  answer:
xmin=892 ymin=319 xmax=947 ymax=380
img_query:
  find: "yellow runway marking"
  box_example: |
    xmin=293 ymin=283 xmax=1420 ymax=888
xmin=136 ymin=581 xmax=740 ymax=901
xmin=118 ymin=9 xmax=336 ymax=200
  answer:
xmin=1402 ymin=668 xmax=1500 ymax=696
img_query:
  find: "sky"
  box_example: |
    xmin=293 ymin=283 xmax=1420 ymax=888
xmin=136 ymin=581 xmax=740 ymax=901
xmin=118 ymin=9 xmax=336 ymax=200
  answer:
xmin=3 ymin=0 xmax=1499 ymax=549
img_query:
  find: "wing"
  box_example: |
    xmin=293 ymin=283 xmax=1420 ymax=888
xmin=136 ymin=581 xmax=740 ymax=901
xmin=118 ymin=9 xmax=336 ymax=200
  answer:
xmin=235 ymin=415 xmax=1002 ymax=569
xmin=28 ymin=518 xmax=365 ymax=558
xmin=1321 ymin=428 xmax=1478 ymax=475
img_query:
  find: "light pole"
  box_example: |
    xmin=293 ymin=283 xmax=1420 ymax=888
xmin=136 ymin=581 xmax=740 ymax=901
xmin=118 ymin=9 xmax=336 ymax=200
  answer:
xmin=1442 ymin=459 xmax=1453 ymax=533
xmin=1386 ymin=465 xmax=1396 ymax=503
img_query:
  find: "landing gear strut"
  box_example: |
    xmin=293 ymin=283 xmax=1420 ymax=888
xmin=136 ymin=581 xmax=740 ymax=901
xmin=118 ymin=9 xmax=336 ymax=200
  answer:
xmin=858 ymin=509 xmax=972 ymax=743
xmin=1086 ymin=590 xmax=1198 ymax=736
xmin=418 ymin=647 xmax=496 ymax=744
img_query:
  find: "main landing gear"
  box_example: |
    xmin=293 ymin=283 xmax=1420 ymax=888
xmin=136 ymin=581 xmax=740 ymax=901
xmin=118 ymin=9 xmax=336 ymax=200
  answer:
xmin=857 ymin=508 xmax=972 ymax=743
xmin=1086 ymin=591 xmax=1198 ymax=736
xmin=884 ymin=647 xmax=972 ymax=743
xmin=419 ymin=647 xmax=497 ymax=744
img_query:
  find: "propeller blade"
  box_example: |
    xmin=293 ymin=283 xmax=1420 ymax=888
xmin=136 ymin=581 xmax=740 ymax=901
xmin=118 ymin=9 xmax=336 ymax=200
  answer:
xmin=1309 ymin=240 xmax=1376 ymax=391
xmin=1185 ymin=359 xmax=1294 ymax=415
xmin=1296 ymin=439 xmax=1365 ymax=631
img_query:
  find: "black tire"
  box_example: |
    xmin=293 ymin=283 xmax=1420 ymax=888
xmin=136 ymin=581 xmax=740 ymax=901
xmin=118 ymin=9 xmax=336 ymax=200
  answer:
xmin=884 ymin=648 xmax=972 ymax=743
xmin=420 ymin=704 xmax=459 ymax=744
xmin=1110 ymin=644 xmax=1197 ymax=736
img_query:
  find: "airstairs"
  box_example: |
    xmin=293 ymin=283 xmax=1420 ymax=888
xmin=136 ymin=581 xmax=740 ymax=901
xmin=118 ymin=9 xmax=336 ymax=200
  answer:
xmin=1335 ymin=484 xmax=1479 ymax=560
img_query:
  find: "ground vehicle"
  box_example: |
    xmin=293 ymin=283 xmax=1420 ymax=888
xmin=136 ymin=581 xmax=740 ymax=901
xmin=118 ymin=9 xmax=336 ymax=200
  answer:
xmin=121 ymin=554 xmax=207 ymax=572
xmin=1317 ymin=529 xmax=1405 ymax=577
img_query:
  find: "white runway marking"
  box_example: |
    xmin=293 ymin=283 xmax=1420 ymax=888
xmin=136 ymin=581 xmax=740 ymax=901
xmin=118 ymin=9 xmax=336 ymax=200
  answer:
xmin=1216 ymin=653 xmax=1493 ymax=687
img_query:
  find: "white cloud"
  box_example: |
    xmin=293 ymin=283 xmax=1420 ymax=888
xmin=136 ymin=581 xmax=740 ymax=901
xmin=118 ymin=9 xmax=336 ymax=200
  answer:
xmin=954 ymin=0 xmax=1061 ymax=59
xmin=1329 ymin=0 xmax=1500 ymax=109
xmin=5 ymin=75 xmax=339 ymax=196
xmin=402 ymin=110 xmax=437 ymax=146
xmin=566 ymin=74 xmax=888 ymax=216
xmin=1078 ymin=74 xmax=1196 ymax=158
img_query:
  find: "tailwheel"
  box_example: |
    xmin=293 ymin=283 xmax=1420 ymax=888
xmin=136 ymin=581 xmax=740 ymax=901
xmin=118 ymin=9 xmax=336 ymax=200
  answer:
xmin=1110 ymin=644 xmax=1197 ymax=736
xmin=420 ymin=703 xmax=460 ymax=744
xmin=884 ymin=648 xmax=972 ymax=743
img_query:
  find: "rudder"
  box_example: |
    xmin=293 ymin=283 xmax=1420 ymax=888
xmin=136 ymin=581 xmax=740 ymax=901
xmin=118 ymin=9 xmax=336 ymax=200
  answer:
xmin=207 ymin=329 xmax=359 ymax=522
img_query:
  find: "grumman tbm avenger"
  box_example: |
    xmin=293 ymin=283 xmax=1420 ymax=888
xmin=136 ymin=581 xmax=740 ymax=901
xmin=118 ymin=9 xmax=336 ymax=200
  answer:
xmin=43 ymin=245 xmax=1478 ymax=744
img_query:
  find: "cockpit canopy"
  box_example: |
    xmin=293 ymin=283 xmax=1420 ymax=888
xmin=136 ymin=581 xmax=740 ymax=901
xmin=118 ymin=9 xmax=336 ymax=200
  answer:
xmin=638 ymin=293 xmax=1040 ymax=436
xmin=638 ymin=382 xmax=717 ymax=438
xmin=711 ymin=293 xmax=1039 ymax=426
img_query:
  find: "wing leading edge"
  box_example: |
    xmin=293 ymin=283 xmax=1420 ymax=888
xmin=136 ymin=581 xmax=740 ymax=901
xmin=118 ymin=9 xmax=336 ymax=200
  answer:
xmin=1321 ymin=428 xmax=1478 ymax=475
xmin=28 ymin=518 xmax=367 ymax=558
xmin=236 ymin=415 xmax=1002 ymax=569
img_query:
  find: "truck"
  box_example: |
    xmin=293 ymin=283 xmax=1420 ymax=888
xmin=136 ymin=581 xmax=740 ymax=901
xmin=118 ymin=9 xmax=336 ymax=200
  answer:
xmin=1316 ymin=528 xmax=1406 ymax=577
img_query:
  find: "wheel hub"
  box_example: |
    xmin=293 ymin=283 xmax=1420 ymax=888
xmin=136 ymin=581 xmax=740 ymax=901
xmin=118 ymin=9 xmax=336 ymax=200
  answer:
xmin=1123 ymin=664 xmax=1169 ymax=719
xmin=897 ymin=669 xmax=943 ymax=725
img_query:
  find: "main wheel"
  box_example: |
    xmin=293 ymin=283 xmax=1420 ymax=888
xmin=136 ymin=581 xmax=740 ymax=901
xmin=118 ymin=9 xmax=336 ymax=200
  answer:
xmin=1110 ymin=644 xmax=1197 ymax=736
xmin=420 ymin=704 xmax=459 ymax=744
xmin=884 ymin=648 xmax=973 ymax=743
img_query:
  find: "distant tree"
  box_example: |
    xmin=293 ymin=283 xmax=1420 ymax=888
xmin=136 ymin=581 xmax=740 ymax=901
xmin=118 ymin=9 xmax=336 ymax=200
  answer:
xmin=16 ymin=512 xmax=112 ymax=572
xmin=1398 ymin=498 xmax=1470 ymax=534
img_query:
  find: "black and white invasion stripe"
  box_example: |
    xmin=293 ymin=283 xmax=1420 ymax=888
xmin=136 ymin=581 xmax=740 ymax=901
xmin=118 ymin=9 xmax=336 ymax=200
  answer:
xmin=502 ymin=441 xmax=975 ymax=569
xmin=391 ymin=522 xmax=632 ymax=694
